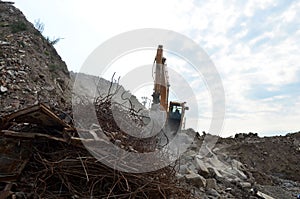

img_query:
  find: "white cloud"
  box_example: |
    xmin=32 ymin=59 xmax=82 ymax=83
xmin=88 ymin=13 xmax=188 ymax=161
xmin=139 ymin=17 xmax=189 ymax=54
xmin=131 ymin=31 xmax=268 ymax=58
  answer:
xmin=244 ymin=0 xmax=276 ymax=17
xmin=13 ymin=0 xmax=300 ymax=136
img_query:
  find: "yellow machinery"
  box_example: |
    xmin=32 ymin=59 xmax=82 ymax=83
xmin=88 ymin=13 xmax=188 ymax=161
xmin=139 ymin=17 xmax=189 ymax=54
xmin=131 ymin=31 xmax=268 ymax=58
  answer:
xmin=151 ymin=45 xmax=188 ymax=131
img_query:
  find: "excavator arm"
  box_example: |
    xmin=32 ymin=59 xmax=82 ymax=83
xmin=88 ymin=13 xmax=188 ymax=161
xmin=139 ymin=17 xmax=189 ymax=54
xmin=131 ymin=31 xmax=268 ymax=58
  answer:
xmin=151 ymin=45 xmax=188 ymax=132
xmin=152 ymin=45 xmax=169 ymax=111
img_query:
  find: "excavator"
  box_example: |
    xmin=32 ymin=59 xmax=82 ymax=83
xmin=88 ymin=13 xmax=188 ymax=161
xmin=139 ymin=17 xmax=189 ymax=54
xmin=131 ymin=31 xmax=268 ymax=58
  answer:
xmin=151 ymin=45 xmax=188 ymax=132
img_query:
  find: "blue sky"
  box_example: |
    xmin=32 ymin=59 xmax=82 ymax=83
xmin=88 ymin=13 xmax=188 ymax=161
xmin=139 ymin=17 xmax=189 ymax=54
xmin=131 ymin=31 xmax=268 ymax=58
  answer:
xmin=12 ymin=0 xmax=300 ymax=137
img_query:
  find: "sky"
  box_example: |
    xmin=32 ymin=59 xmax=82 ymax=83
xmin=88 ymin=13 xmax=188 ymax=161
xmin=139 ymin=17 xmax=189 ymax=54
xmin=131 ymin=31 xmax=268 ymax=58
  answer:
xmin=12 ymin=0 xmax=300 ymax=137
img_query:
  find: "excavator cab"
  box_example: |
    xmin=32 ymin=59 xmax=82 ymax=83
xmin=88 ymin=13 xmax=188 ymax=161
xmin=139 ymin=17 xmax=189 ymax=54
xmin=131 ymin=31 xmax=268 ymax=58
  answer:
xmin=168 ymin=101 xmax=187 ymax=132
xmin=169 ymin=102 xmax=182 ymax=120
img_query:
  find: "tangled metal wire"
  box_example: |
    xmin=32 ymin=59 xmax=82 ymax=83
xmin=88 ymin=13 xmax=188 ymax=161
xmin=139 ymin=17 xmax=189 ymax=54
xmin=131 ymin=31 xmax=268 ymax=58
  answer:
xmin=10 ymin=75 xmax=192 ymax=198
xmin=18 ymin=140 xmax=190 ymax=198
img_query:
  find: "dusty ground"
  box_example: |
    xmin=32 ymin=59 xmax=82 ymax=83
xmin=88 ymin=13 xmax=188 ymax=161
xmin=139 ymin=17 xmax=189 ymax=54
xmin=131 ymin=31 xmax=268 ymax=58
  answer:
xmin=217 ymin=132 xmax=300 ymax=183
xmin=215 ymin=132 xmax=300 ymax=198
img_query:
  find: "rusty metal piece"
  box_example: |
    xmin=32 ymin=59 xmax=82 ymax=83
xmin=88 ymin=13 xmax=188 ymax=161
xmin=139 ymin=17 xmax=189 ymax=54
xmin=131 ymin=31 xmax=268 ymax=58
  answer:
xmin=0 ymin=138 xmax=31 ymax=182
xmin=0 ymin=183 xmax=13 ymax=199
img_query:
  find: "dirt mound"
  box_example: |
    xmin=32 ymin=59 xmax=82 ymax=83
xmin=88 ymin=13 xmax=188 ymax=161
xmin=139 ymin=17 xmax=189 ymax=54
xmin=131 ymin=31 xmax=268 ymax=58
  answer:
xmin=219 ymin=132 xmax=300 ymax=183
xmin=0 ymin=1 xmax=72 ymax=116
xmin=208 ymin=132 xmax=300 ymax=198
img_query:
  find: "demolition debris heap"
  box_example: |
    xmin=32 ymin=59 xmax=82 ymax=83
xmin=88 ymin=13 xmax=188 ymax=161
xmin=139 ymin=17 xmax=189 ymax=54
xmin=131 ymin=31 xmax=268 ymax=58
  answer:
xmin=1 ymin=1 xmax=300 ymax=198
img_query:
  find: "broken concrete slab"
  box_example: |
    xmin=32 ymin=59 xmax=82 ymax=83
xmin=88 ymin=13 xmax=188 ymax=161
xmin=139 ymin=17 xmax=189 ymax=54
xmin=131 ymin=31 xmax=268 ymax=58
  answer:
xmin=194 ymin=156 xmax=210 ymax=178
xmin=185 ymin=173 xmax=207 ymax=188
xmin=0 ymin=86 xmax=8 ymax=93
xmin=206 ymin=178 xmax=217 ymax=189
xmin=208 ymin=167 xmax=223 ymax=179
xmin=205 ymin=188 xmax=220 ymax=197
xmin=239 ymin=182 xmax=252 ymax=189
xmin=256 ymin=191 xmax=275 ymax=199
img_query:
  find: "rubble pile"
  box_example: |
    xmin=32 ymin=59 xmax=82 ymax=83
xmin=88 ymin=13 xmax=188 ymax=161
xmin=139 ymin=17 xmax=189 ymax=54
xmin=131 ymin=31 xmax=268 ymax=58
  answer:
xmin=175 ymin=132 xmax=254 ymax=198
xmin=0 ymin=99 xmax=191 ymax=198
xmin=2 ymin=102 xmax=299 ymax=198
xmin=223 ymin=132 xmax=300 ymax=183
xmin=1 ymin=1 xmax=300 ymax=198
xmin=175 ymin=132 xmax=300 ymax=198
xmin=0 ymin=1 xmax=72 ymax=117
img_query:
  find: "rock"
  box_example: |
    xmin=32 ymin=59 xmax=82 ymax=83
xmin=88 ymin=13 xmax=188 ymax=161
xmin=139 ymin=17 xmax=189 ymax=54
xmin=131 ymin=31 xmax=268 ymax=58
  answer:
xmin=184 ymin=150 xmax=196 ymax=161
xmin=17 ymin=71 xmax=27 ymax=76
xmin=0 ymin=40 xmax=10 ymax=45
xmin=208 ymin=167 xmax=223 ymax=179
xmin=7 ymin=70 xmax=15 ymax=77
xmin=175 ymin=173 xmax=185 ymax=182
xmin=188 ymin=142 xmax=199 ymax=151
xmin=239 ymin=182 xmax=252 ymax=188
xmin=128 ymin=145 xmax=138 ymax=153
xmin=282 ymin=180 xmax=296 ymax=188
xmin=206 ymin=188 xmax=220 ymax=197
xmin=194 ymin=156 xmax=210 ymax=178
xmin=187 ymin=163 xmax=197 ymax=174
xmin=115 ymin=139 xmax=122 ymax=146
xmin=225 ymin=187 xmax=232 ymax=192
xmin=231 ymin=159 xmax=246 ymax=170
xmin=43 ymin=85 xmax=55 ymax=91
xmin=206 ymin=178 xmax=217 ymax=189
xmin=256 ymin=191 xmax=275 ymax=199
xmin=0 ymin=85 xmax=8 ymax=93
xmin=11 ymin=99 xmax=20 ymax=108
xmin=235 ymin=133 xmax=245 ymax=139
xmin=185 ymin=173 xmax=207 ymax=188
xmin=178 ymin=164 xmax=189 ymax=174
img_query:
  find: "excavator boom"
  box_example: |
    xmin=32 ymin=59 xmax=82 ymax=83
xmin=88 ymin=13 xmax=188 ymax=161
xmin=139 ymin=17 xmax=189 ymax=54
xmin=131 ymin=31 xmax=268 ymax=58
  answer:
xmin=152 ymin=45 xmax=169 ymax=111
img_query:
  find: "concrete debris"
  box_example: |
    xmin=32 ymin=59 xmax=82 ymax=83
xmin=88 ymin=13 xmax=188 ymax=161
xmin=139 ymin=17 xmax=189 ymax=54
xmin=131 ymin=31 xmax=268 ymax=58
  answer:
xmin=206 ymin=178 xmax=217 ymax=189
xmin=208 ymin=167 xmax=223 ymax=179
xmin=176 ymin=130 xmax=300 ymax=198
xmin=256 ymin=191 xmax=275 ymax=199
xmin=194 ymin=156 xmax=210 ymax=178
xmin=185 ymin=173 xmax=207 ymax=188
xmin=0 ymin=40 xmax=10 ymax=45
xmin=205 ymin=188 xmax=220 ymax=197
xmin=239 ymin=182 xmax=252 ymax=188
xmin=225 ymin=187 xmax=232 ymax=192
xmin=0 ymin=101 xmax=189 ymax=198
xmin=0 ymin=1 xmax=300 ymax=198
xmin=0 ymin=85 xmax=8 ymax=93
